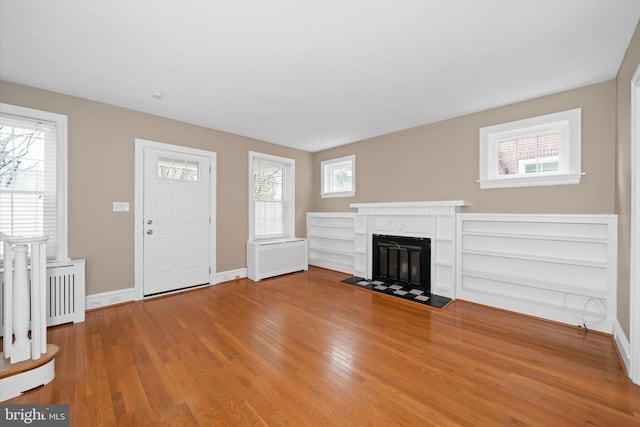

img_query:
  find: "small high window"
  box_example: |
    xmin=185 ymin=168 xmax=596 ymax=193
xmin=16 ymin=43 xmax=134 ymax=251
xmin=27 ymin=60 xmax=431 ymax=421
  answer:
xmin=321 ymin=155 xmax=355 ymax=198
xmin=479 ymin=108 xmax=582 ymax=189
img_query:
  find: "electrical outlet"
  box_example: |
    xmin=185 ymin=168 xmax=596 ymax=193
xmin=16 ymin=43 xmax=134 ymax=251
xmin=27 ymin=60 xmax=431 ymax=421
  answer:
xmin=88 ymin=300 xmax=102 ymax=308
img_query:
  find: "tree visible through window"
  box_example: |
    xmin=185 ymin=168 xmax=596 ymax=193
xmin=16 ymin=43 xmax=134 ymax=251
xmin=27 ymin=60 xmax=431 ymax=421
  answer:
xmin=0 ymin=104 xmax=67 ymax=261
xmin=249 ymin=152 xmax=294 ymax=241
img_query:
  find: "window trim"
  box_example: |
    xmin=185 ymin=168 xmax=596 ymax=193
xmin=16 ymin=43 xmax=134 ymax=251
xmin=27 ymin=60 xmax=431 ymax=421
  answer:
xmin=478 ymin=108 xmax=582 ymax=189
xmin=248 ymin=151 xmax=295 ymax=242
xmin=0 ymin=103 xmax=68 ymax=262
xmin=320 ymin=154 xmax=356 ymax=198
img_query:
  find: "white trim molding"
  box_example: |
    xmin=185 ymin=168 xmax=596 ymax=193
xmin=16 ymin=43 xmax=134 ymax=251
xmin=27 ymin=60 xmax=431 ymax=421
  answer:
xmin=216 ymin=268 xmax=248 ymax=283
xmin=479 ymin=108 xmax=582 ymax=189
xmin=0 ymin=103 xmax=69 ymax=262
xmin=86 ymin=288 xmax=136 ymax=310
xmin=614 ymin=318 xmax=632 ymax=376
xmin=629 ymin=63 xmax=640 ymax=384
xmin=248 ymin=151 xmax=296 ymax=242
xmin=321 ymin=154 xmax=356 ymax=198
xmin=86 ymin=269 xmax=251 ymax=311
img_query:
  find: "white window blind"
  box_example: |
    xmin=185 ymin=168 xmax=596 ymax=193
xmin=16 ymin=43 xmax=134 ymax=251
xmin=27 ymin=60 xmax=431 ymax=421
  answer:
xmin=249 ymin=152 xmax=294 ymax=241
xmin=0 ymin=112 xmax=58 ymax=259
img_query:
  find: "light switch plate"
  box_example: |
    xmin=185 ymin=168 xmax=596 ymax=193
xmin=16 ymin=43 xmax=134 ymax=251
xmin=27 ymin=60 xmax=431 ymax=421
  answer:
xmin=113 ymin=202 xmax=129 ymax=212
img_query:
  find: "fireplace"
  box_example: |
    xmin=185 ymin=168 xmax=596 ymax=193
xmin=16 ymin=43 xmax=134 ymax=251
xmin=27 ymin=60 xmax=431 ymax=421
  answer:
xmin=372 ymin=234 xmax=431 ymax=294
xmin=350 ymin=201 xmax=469 ymax=299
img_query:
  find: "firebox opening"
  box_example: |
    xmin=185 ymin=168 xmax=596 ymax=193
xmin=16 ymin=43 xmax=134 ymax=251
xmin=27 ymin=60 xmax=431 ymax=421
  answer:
xmin=372 ymin=234 xmax=431 ymax=295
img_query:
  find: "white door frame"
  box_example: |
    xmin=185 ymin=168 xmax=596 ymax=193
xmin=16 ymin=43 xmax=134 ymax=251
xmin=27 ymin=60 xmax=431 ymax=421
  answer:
xmin=630 ymin=64 xmax=640 ymax=384
xmin=134 ymin=138 xmax=216 ymax=300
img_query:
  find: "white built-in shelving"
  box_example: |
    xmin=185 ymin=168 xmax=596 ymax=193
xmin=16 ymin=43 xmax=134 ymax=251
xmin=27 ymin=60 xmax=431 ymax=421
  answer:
xmin=456 ymin=214 xmax=617 ymax=333
xmin=354 ymin=214 xmax=367 ymax=278
xmin=306 ymin=213 xmax=356 ymax=274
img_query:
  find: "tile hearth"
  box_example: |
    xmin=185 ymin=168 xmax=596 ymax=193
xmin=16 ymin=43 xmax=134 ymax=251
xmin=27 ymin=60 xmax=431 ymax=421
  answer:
xmin=341 ymin=276 xmax=452 ymax=309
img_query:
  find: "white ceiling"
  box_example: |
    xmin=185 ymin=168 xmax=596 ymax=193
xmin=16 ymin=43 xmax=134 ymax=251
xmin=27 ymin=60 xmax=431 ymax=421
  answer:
xmin=1 ymin=1 xmax=639 ymax=152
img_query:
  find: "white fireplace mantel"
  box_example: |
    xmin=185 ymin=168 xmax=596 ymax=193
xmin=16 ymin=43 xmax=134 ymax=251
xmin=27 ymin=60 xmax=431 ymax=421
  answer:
xmin=350 ymin=201 xmax=470 ymax=299
xmin=350 ymin=200 xmax=470 ymax=210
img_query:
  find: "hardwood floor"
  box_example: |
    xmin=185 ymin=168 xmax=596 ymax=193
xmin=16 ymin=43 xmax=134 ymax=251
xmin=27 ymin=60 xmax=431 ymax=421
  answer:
xmin=5 ymin=267 xmax=640 ymax=426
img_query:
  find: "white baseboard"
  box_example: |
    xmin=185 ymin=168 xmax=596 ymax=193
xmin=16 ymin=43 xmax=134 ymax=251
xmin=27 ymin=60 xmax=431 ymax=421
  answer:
xmin=613 ymin=319 xmax=632 ymax=377
xmin=86 ymin=288 xmax=136 ymax=310
xmin=86 ymin=270 xmax=247 ymax=310
xmin=216 ymin=268 xmax=248 ymax=283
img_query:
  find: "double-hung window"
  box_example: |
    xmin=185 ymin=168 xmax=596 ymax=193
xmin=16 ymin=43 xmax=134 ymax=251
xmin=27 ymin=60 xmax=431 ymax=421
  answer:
xmin=479 ymin=108 xmax=582 ymax=189
xmin=0 ymin=103 xmax=68 ymax=261
xmin=248 ymin=151 xmax=295 ymax=241
xmin=321 ymin=155 xmax=355 ymax=198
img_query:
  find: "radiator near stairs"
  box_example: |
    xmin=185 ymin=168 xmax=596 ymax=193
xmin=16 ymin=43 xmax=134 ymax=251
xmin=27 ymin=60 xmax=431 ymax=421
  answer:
xmin=0 ymin=259 xmax=85 ymax=336
xmin=247 ymin=239 xmax=308 ymax=281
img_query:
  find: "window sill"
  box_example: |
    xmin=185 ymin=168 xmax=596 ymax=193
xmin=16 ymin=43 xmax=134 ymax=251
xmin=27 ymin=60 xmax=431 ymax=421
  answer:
xmin=321 ymin=191 xmax=355 ymax=198
xmin=478 ymin=173 xmax=583 ymax=189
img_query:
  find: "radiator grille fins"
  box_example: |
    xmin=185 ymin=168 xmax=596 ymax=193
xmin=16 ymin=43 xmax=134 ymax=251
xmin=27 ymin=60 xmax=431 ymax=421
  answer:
xmin=259 ymin=243 xmax=307 ymax=275
xmin=48 ymin=272 xmax=75 ymax=318
xmin=247 ymin=239 xmax=308 ymax=281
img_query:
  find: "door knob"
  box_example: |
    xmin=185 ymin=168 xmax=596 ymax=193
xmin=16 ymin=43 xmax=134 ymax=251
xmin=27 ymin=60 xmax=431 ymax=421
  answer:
xmin=147 ymin=219 xmax=153 ymax=225
xmin=146 ymin=229 xmax=153 ymax=235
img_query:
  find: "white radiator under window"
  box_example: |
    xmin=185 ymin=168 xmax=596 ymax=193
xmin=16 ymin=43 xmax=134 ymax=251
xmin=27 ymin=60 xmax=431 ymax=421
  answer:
xmin=0 ymin=259 xmax=85 ymax=336
xmin=247 ymin=239 xmax=308 ymax=281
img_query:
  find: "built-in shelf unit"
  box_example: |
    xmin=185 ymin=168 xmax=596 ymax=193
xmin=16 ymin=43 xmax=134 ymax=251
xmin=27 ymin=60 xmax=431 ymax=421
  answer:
xmin=456 ymin=214 xmax=617 ymax=333
xmin=306 ymin=213 xmax=356 ymax=274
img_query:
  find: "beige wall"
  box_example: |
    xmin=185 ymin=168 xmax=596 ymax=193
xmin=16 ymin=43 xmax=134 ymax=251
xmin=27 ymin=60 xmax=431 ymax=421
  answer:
xmin=2 ymin=26 xmax=634 ymax=330
xmin=0 ymin=80 xmax=313 ymax=296
xmin=615 ymin=22 xmax=640 ymax=338
xmin=311 ymin=80 xmax=616 ymax=215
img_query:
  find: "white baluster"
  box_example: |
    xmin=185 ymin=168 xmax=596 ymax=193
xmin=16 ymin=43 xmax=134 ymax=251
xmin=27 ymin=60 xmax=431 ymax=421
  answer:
xmin=38 ymin=240 xmax=47 ymax=356
xmin=0 ymin=234 xmax=49 ymax=364
xmin=30 ymin=240 xmax=47 ymax=359
xmin=11 ymin=244 xmax=30 ymax=363
xmin=2 ymin=239 xmax=13 ymax=360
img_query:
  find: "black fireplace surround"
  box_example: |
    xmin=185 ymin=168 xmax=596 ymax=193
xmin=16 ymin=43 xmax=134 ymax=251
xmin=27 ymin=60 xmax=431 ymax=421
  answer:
xmin=372 ymin=234 xmax=431 ymax=295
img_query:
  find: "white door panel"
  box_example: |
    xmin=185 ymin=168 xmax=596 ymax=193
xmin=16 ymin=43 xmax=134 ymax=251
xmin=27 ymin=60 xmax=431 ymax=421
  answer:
xmin=143 ymin=147 xmax=210 ymax=296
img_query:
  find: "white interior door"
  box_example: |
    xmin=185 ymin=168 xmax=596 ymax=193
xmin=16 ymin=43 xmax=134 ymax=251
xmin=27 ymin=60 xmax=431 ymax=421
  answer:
xmin=143 ymin=147 xmax=211 ymax=296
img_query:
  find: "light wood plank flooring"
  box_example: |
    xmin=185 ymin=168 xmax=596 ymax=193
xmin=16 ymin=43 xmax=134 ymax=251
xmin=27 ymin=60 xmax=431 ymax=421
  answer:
xmin=5 ymin=267 xmax=640 ymax=426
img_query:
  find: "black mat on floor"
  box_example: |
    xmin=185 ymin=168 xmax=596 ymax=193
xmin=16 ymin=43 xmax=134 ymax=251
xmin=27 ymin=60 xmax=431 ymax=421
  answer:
xmin=341 ymin=276 xmax=451 ymax=309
